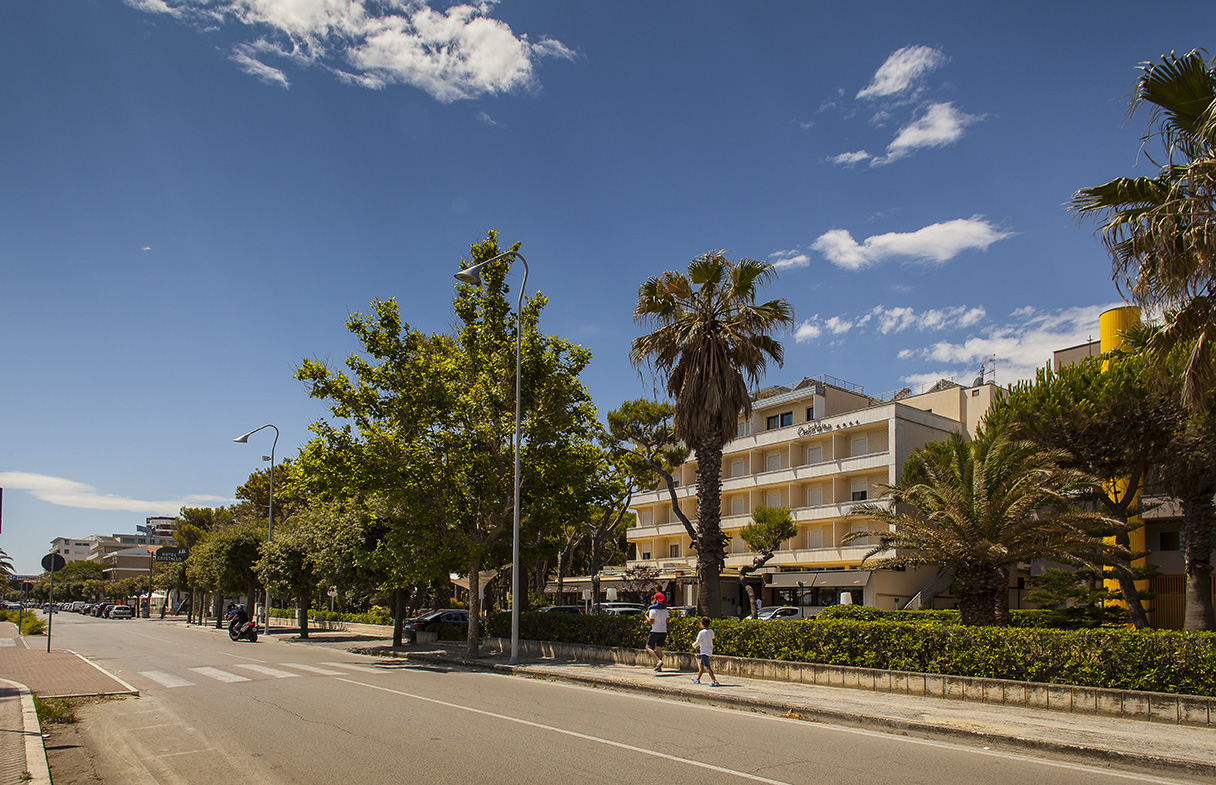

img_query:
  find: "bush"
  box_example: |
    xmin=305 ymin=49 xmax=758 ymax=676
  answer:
xmin=502 ymin=610 xmax=1216 ymax=696
xmin=20 ymin=616 xmax=45 ymax=636
xmin=815 ymin=605 xmax=883 ymax=622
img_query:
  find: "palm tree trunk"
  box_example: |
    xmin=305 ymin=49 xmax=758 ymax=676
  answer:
xmin=1180 ymin=490 xmax=1216 ymax=631
xmin=694 ymin=434 xmax=727 ymax=617
xmin=957 ymin=567 xmax=1002 ymax=626
xmin=392 ymin=587 xmax=405 ymax=648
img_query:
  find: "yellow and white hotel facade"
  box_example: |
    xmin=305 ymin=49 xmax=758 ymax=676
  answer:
xmin=625 ymin=375 xmax=1000 ymax=617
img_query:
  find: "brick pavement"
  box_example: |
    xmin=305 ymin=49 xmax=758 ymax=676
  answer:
xmin=0 ymin=620 xmax=136 ymax=785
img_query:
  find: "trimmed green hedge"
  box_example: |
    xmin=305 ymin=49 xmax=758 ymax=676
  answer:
xmin=489 ymin=611 xmax=1216 ymax=696
xmin=269 ymin=608 xmax=393 ymax=625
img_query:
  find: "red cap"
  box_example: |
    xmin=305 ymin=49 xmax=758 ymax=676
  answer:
xmin=654 ymin=592 xmax=665 ymax=603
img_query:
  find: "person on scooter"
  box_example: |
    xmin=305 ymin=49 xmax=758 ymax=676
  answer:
xmin=228 ymin=604 xmax=250 ymax=636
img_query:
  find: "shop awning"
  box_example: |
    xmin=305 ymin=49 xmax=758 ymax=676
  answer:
xmin=769 ymin=571 xmax=871 ymax=588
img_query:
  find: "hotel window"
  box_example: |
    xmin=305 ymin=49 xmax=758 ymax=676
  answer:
xmin=731 ymin=497 xmax=745 ymax=516
xmin=731 ymin=459 xmax=745 ymax=477
xmin=806 ymin=528 xmax=824 ymax=549
xmin=766 ymin=411 xmax=793 ymax=430
xmin=767 ymin=491 xmax=781 ymax=507
xmin=851 ymin=480 xmax=868 ymax=501
xmin=641 ymin=551 xmax=651 ymax=560
xmin=1159 ymin=531 xmax=1181 ymax=551
xmin=850 ymin=436 xmax=868 ymax=456
xmin=639 ymin=510 xmax=652 ymax=526
xmin=806 ymin=406 xmax=814 ymax=421
xmin=766 ymin=414 xmax=778 ymax=430
xmin=737 ymin=420 xmax=751 ymax=437
xmin=806 ymin=445 xmax=822 ymax=464
xmin=670 ymin=544 xmax=681 ymax=558
xmin=766 ymin=453 xmax=780 ymax=472
xmin=805 ymin=486 xmax=823 ymax=506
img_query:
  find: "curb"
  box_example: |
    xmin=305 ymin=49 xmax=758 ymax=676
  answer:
xmin=59 ymin=650 xmax=140 ymax=698
xmin=0 ymin=678 xmax=51 ymax=785
xmin=379 ymin=649 xmax=1216 ymax=780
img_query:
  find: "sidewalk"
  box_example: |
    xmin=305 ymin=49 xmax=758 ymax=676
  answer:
xmin=0 ymin=620 xmax=137 ymax=785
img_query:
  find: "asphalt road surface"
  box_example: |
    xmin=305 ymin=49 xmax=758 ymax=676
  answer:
xmin=49 ymin=613 xmax=1199 ymax=785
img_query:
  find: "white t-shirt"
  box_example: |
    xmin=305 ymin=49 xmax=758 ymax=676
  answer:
xmin=695 ymin=627 xmax=714 ymax=656
xmin=647 ymin=604 xmax=668 ymax=633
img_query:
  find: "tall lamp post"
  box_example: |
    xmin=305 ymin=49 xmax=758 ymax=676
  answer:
xmin=233 ymin=423 xmax=278 ymax=627
xmin=455 ymin=250 xmax=528 ymax=666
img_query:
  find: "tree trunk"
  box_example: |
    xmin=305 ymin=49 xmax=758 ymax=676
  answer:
xmin=957 ymin=567 xmax=1003 ymax=626
xmin=1180 ymin=490 xmax=1216 ymax=631
xmin=392 ymin=587 xmax=405 ymax=648
xmin=694 ymin=434 xmax=727 ymax=617
xmin=212 ymin=592 xmax=223 ymax=629
xmin=297 ymin=596 xmax=310 ymax=639
xmin=993 ymin=566 xmax=1010 ymax=626
xmin=467 ymin=563 xmax=481 ymax=658
xmin=1111 ymin=526 xmax=1151 ymax=629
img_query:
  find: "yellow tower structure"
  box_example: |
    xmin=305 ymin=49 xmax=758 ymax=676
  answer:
xmin=1100 ymin=306 xmax=1147 ymax=603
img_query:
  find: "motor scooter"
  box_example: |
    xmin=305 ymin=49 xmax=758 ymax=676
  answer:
xmin=228 ymin=616 xmax=258 ymax=642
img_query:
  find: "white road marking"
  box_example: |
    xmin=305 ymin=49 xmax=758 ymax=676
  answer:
xmin=140 ymin=671 xmax=195 ymax=688
xmin=189 ymin=667 xmax=251 ymax=683
xmin=337 ymin=678 xmax=795 ymax=784
xmin=320 ymin=661 xmax=382 ymax=674
xmin=279 ymin=663 xmax=346 ymax=676
xmin=234 ymin=664 xmax=301 ymax=679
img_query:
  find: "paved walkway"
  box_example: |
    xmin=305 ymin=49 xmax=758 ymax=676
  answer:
xmin=0 ymin=620 xmax=136 ymax=785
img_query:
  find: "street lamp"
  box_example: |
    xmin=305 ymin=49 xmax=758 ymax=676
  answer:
xmin=455 ymin=250 xmax=528 ymax=666
xmin=233 ymin=423 xmax=278 ymax=627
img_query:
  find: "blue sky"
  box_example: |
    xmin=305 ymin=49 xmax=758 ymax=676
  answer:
xmin=2 ymin=0 xmax=1211 ymax=574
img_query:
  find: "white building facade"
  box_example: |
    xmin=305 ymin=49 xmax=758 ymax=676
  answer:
xmin=626 ymin=375 xmax=1000 ymax=617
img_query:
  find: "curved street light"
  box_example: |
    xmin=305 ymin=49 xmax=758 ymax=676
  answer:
xmin=233 ymin=423 xmax=278 ymax=627
xmin=455 ymin=250 xmax=528 ymax=666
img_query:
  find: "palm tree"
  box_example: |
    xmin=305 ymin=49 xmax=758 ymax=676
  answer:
xmin=630 ymin=252 xmax=793 ymax=617
xmin=1071 ymin=50 xmax=1216 ymax=629
xmin=1070 ymin=49 xmax=1216 ymax=414
xmin=0 ymin=547 xmax=12 ymax=578
xmin=845 ymin=424 xmax=1121 ymax=626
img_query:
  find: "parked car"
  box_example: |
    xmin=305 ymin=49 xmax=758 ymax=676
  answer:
xmin=402 ymin=609 xmax=477 ymax=632
xmin=591 ymin=602 xmax=646 ymax=615
xmin=108 ymin=605 xmax=134 ymax=619
xmin=537 ymin=605 xmax=583 ymax=614
xmin=94 ymin=603 xmax=113 ymax=618
xmin=756 ymin=606 xmax=802 ymax=621
xmin=668 ymin=606 xmax=699 ymax=618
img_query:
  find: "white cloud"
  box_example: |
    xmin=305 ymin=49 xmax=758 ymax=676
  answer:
xmin=477 ymin=111 xmax=503 ymax=128
xmin=796 ymin=304 xmax=988 ymax=343
xmin=896 ymin=303 xmax=1123 ymax=385
xmin=0 ymin=471 xmax=230 ymax=515
xmin=857 ymin=45 xmax=947 ymax=100
xmin=794 ymin=321 xmax=822 ymax=341
xmin=827 ymin=150 xmax=871 ymax=167
xmin=126 ymin=1 xmax=573 ymax=102
xmin=812 ymin=216 xmax=1011 ymax=271
xmin=768 ymin=250 xmax=811 ymax=271
xmin=874 ymin=102 xmax=980 ymax=164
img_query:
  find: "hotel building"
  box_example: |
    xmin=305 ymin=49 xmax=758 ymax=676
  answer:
xmin=622 ymin=374 xmax=1001 ymax=617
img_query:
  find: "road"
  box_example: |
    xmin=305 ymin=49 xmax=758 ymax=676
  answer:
xmin=48 ymin=613 xmax=1197 ymax=785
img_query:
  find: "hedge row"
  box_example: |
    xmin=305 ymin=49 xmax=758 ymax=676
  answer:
xmin=269 ymin=608 xmax=393 ymax=626
xmin=0 ymin=609 xmax=45 ymax=635
xmin=486 ymin=611 xmax=1216 ymax=697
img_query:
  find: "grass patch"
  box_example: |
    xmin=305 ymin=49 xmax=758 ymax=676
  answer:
xmin=33 ymin=695 xmax=77 ymax=725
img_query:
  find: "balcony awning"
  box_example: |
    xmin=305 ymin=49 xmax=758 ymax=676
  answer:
xmin=769 ymin=571 xmax=871 ymax=588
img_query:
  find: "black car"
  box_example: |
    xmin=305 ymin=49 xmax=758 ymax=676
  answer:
xmin=537 ymin=605 xmax=583 ymax=614
xmin=402 ymin=609 xmax=475 ymax=632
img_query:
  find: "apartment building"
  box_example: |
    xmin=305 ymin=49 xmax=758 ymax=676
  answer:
xmin=49 ymin=537 xmax=94 ymax=564
xmin=625 ymin=374 xmax=1000 ymax=617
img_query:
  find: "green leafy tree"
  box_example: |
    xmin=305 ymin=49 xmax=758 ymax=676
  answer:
xmin=298 ymin=232 xmax=600 ymax=655
xmin=0 ymin=548 xmax=12 ymax=577
xmin=738 ymin=505 xmax=797 ymax=616
xmin=846 ymin=423 xmax=1122 ymax=626
xmin=630 ymin=253 xmax=793 ymax=616
xmin=988 ymin=354 xmax=1172 ymax=627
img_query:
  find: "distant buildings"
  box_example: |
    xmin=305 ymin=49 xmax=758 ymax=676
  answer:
xmin=48 ymin=516 xmax=176 ymax=578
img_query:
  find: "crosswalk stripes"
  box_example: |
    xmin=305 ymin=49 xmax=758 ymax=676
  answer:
xmin=189 ymin=667 xmax=251 ymax=683
xmin=235 ymin=664 xmax=301 ymax=679
xmin=141 ymin=670 xmax=196 ymax=688
xmin=279 ymin=663 xmax=346 ymax=676
xmin=138 ymin=659 xmax=388 ymax=689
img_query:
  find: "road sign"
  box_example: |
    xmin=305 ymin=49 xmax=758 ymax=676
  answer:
xmin=327 ymin=587 xmax=338 ymax=597
xmin=41 ymin=553 xmax=66 ymax=572
xmin=154 ymin=546 xmax=190 ymax=563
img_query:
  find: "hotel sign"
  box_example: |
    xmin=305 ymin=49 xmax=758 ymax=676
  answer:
xmin=798 ymin=422 xmax=835 ymax=436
